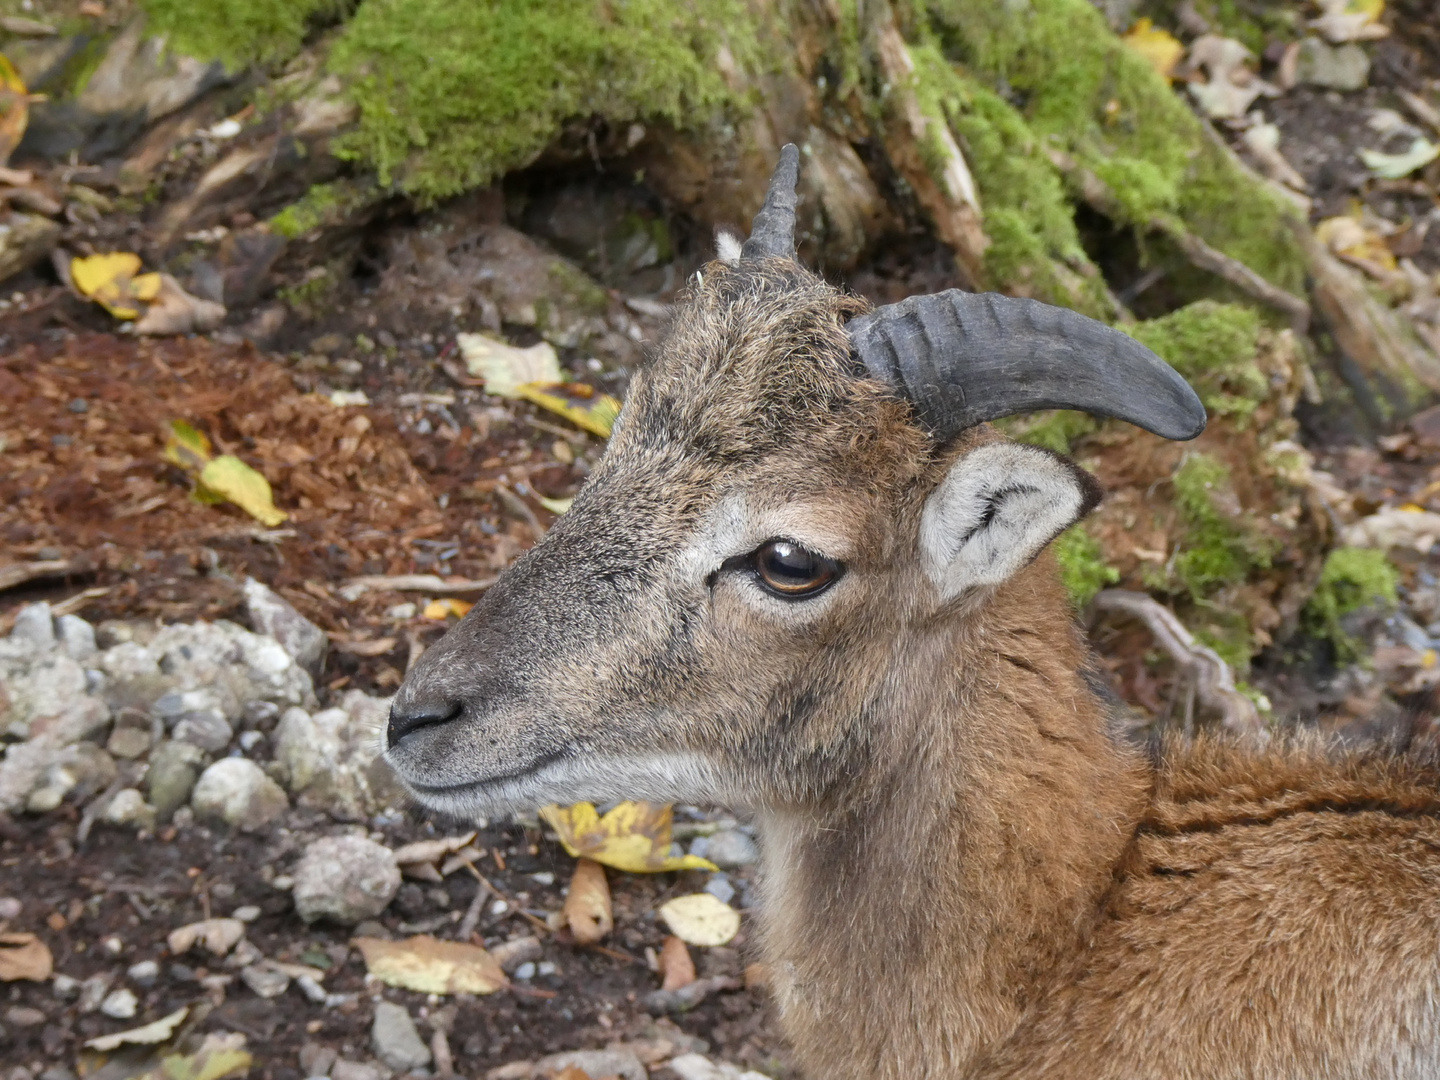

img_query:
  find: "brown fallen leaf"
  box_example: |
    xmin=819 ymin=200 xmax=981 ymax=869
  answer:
xmin=353 ymin=934 xmax=506 ymax=995
xmin=134 ymin=273 xmax=226 ymax=335
xmin=563 ymin=858 xmax=613 ymax=945
xmin=0 ymin=932 xmax=52 ymax=981
xmin=332 ymin=636 xmax=399 ymax=657
xmin=659 ymin=934 xmax=696 ymax=992
xmin=393 ymin=832 xmax=478 ymax=878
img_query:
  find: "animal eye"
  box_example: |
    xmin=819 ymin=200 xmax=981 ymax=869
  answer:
xmin=750 ymin=540 xmax=842 ymax=599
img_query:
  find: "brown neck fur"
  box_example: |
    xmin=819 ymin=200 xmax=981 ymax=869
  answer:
xmin=755 ymin=554 xmax=1150 ymax=1080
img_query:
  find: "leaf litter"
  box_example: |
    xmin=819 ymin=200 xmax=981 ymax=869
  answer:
xmin=658 ymin=894 xmax=741 ymax=948
xmin=163 ymin=419 xmax=289 ymax=527
xmin=563 ymin=858 xmax=614 ymax=945
xmin=542 ymin=802 xmax=718 ymax=874
xmin=0 ymin=932 xmax=52 ymax=980
xmin=353 ymin=934 xmax=507 ymax=995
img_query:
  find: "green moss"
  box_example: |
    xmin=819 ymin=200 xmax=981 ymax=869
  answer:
xmin=1054 ymin=524 xmax=1120 ymax=607
xmin=1194 ymin=607 xmax=1254 ymax=672
xmin=1303 ymin=547 xmax=1400 ymax=661
xmin=327 ymin=0 xmax=751 ymax=204
xmin=1127 ymin=301 xmax=1267 ymax=422
xmin=999 ymin=409 xmax=1097 ymax=454
xmin=916 ymin=0 xmax=1306 ymax=295
xmin=268 ymin=180 xmax=377 ymax=240
xmin=278 ymin=266 xmax=339 ymax=317
xmin=906 ymin=45 xmax=1109 ymax=315
xmin=1167 ymin=452 xmax=1275 ymax=598
xmin=138 ymin=0 xmax=340 ymax=69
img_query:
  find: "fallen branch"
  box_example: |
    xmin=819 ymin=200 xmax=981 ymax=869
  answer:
xmin=1045 ymin=148 xmax=1311 ymax=332
xmin=0 ymin=559 xmax=80 ymax=592
xmin=1089 ymin=589 xmax=1264 ymax=737
xmin=338 ymin=574 xmax=496 ymax=602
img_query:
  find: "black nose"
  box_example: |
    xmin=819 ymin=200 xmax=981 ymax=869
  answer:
xmin=387 ymin=698 xmax=462 ymax=748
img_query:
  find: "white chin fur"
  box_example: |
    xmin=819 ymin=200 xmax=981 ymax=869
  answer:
xmin=400 ymin=751 xmax=728 ymax=820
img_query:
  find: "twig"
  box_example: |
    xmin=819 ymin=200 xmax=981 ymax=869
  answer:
xmin=430 ymin=1029 xmax=455 ymax=1077
xmin=1397 ymin=88 xmax=1440 ymax=135
xmin=0 ymin=559 xmax=78 ymax=592
xmin=493 ymin=484 xmax=545 ymax=539
xmin=1089 ymin=589 xmax=1264 ymax=737
xmin=455 ymin=876 xmax=493 ymax=941
xmin=1153 ymin=216 xmax=1311 ymax=332
xmin=338 ymin=574 xmax=496 ymax=602
xmin=1045 ymin=148 xmax=1311 ymax=332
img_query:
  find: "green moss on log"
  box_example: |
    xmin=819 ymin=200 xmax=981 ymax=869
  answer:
xmin=326 ymin=0 xmax=751 ymax=203
xmin=269 ymin=180 xmax=378 ymax=240
xmin=1127 ymin=301 xmax=1268 ymax=422
xmin=916 ymin=0 xmax=1306 ymax=295
xmin=1303 ymin=547 xmax=1400 ymax=661
xmin=139 ymin=0 xmax=339 ymax=68
xmin=1164 ymin=452 xmax=1276 ymax=598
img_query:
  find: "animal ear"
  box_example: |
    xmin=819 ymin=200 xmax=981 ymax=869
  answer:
xmin=919 ymin=443 xmax=1102 ymax=601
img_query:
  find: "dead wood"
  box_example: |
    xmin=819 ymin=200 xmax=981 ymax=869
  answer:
xmin=1090 ymin=589 xmax=1265 ymax=736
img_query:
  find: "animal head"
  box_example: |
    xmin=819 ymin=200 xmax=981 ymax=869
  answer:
xmin=388 ymin=145 xmax=1205 ymax=818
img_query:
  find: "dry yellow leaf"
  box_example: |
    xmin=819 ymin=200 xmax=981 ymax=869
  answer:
xmin=1316 ymin=216 xmax=1398 ymax=272
xmin=516 ymin=382 xmax=622 ymax=439
xmin=0 ymin=932 xmax=52 ymax=981
xmin=197 ymin=455 xmax=288 ymax=527
xmin=538 ymin=494 xmax=574 ymax=516
xmin=136 ymin=1036 xmax=250 ymax=1080
xmin=0 ymin=54 xmax=30 ymax=165
xmin=541 ymin=801 xmax=718 ymax=874
xmin=457 ymin=332 xmax=561 ymax=396
xmin=83 ymin=1006 xmax=189 ymax=1051
xmin=70 ymin=252 xmax=162 ymax=319
xmin=658 ymin=893 xmax=741 ymax=947
xmin=1122 ymin=18 xmax=1185 ymax=81
xmin=352 ymin=934 xmax=506 ymax=995
xmin=163 ymin=419 xmax=213 ymax=471
xmin=423 ymin=598 xmax=473 ymax=620
xmin=564 ymin=857 xmax=613 ymax=945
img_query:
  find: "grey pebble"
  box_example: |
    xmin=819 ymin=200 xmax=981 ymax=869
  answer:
xmin=371 ymin=1000 xmax=431 ymax=1072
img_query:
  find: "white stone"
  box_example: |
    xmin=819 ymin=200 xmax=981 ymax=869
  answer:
xmin=126 ymin=960 xmax=159 ymax=986
xmin=10 ymin=603 xmax=54 ymax=648
xmin=191 ymin=758 xmax=288 ymax=830
xmin=272 ymin=695 xmax=398 ymax=818
xmin=102 ymin=788 xmax=156 ymax=830
xmin=243 ymin=577 xmax=328 ymax=678
xmin=56 ymin=615 xmax=97 ymax=662
xmin=705 ymin=828 xmax=759 ymax=869
xmin=292 ymin=834 xmax=400 ymax=924
xmin=99 ymin=988 xmax=138 ymax=1019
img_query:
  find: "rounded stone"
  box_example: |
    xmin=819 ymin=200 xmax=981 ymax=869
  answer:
xmin=371 ymin=1000 xmax=431 ymax=1072
xmin=292 ymin=834 xmax=401 ymax=924
xmin=705 ymin=828 xmax=759 ymax=869
xmin=191 ymin=758 xmax=288 ymax=830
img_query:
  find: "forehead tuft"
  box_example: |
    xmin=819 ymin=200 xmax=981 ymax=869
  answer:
xmin=621 ymin=261 xmax=907 ymax=464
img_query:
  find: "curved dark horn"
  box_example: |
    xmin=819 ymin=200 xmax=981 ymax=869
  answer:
xmin=847 ymin=290 xmax=1207 ymax=442
xmin=740 ymin=143 xmax=800 ymax=260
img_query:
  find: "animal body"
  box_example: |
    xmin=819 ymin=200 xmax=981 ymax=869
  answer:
xmin=387 ymin=146 xmax=1440 ymax=1078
